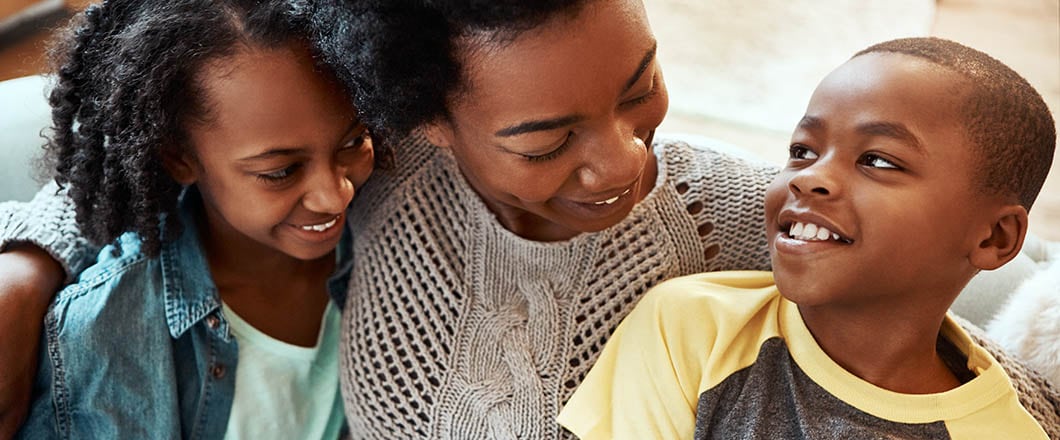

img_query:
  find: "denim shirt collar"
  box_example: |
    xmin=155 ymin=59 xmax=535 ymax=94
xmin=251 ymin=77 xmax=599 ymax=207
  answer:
xmin=160 ymin=189 xmax=227 ymax=341
xmin=157 ymin=188 xmax=353 ymax=340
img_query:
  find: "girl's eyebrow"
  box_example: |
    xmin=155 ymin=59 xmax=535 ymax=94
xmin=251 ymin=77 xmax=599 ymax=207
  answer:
xmin=494 ymin=42 xmax=659 ymax=138
xmin=238 ymin=120 xmax=363 ymax=162
xmin=238 ymin=147 xmax=305 ymax=162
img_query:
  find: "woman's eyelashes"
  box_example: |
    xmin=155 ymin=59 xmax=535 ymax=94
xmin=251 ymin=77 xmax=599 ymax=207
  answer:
xmin=523 ymin=132 xmax=574 ymax=162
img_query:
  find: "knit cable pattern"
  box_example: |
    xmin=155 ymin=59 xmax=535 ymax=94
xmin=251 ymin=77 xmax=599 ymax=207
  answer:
xmin=340 ymin=135 xmax=776 ymax=439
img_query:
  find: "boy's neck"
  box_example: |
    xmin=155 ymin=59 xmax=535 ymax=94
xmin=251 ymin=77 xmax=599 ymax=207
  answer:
xmin=797 ymin=301 xmax=965 ymax=394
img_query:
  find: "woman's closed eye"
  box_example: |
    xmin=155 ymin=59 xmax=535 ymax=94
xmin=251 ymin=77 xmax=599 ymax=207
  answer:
xmin=522 ymin=132 xmax=573 ymax=162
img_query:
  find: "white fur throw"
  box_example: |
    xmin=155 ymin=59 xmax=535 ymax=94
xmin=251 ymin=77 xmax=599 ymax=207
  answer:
xmin=987 ymin=258 xmax=1060 ymax=387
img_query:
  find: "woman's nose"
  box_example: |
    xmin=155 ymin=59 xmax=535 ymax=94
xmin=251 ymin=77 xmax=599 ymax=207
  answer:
xmin=577 ymin=125 xmax=647 ymax=193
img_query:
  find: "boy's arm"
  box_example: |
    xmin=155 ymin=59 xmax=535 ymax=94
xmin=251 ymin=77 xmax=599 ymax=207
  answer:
xmin=558 ymin=291 xmax=702 ymax=440
xmin=0 ymin=182 xmax=99 ymax=438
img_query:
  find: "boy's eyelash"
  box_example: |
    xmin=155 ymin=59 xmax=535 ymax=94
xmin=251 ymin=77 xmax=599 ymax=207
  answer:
xmin=525 ymin=133 xmax=574 ymax=162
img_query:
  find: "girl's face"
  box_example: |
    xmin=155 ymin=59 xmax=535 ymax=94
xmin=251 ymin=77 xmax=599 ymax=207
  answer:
xmin=171 ymin=42 xmax=373 ymax=263
xmin=424 ymin=0 xmax=668 ymax=241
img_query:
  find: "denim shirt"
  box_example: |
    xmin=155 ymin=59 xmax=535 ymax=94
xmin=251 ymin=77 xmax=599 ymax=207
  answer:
xmin=17 ymin=192 xmax=353 ymax=439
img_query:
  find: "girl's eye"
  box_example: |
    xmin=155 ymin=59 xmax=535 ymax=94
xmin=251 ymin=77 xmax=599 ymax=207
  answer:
xmin=257 ymin=164 xmax=301 ymax=183
xmin=788 ymin=144 xmax=818 ymax=160
xmin=859 ymin=153 xmax=900 ymax=169
xmin=523 ymin=132 xmax=573 ymax=162
xmin=341 ymin=129 xmax=371 ymax=151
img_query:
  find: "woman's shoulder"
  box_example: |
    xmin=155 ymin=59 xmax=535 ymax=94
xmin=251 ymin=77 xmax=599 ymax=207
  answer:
xmin=655 ymin=134 xmax=779 ymax=184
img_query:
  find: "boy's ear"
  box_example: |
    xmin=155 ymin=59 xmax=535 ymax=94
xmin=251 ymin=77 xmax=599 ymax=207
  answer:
xmin=161 ymin=146 xmax=199 ymax=185
xmin=421 ymin=118 xmax=456 ymax=149
xmin=969 ymin=204 xmax=1028 ymax=271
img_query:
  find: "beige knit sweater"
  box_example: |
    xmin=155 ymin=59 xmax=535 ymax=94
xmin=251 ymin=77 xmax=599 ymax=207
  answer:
xmin=339 ymin=135 xmax=769 ymax=439
xmin=3 ymin=135 xmax=1057 ymax=439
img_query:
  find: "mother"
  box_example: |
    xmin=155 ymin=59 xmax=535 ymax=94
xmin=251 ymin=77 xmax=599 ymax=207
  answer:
xmin=0 ymin=0 xmax=1055 ymax=438
xmin=310 ymin=0 xmax=774 ymax=437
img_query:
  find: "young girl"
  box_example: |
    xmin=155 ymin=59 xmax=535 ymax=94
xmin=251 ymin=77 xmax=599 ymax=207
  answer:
xmin=15 ymin=0 xmax=374 ymax=438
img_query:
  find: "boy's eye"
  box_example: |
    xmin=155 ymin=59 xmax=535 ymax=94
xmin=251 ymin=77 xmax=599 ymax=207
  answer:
xmin=859 ymin=153 xmax=899 ymax=169
xmin=257 ymin=164 xmax=301 ymax=183
xmin=788 ymin=144 xmax=818 ymax=160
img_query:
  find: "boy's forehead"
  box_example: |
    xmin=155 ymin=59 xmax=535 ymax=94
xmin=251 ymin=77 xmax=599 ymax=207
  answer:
xmin=807 ymin=53 xmax=971 ymax=142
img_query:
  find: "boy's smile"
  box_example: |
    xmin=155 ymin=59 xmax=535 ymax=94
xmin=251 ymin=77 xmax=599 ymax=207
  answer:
xmin=765 ymin=52 xmax=998 ymax=311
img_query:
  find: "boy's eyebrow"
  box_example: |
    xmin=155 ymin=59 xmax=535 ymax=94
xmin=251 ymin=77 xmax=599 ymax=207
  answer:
xmin=494 ymin=43 xmax=658 ymax=138
xmin=238 ymin=120 xmax=363 ymax=162
xmin=797 ymin=116 xmax=925 ymax=154
xmin=857 ymin=121 xmax=925 ymax=154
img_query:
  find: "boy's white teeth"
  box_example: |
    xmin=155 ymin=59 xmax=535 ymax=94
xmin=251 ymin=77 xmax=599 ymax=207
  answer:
xmin=593 ymin=188 xmax=631 ymax=205
xmin=301 ymin=217 xmax=338 ymax=232
xmin=788 ymin=221 xmax=844 ymax=242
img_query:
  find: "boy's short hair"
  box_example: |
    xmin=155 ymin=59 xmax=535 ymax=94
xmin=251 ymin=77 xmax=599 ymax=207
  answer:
xmin=856 ymin=37 xmax=1055 ymax=209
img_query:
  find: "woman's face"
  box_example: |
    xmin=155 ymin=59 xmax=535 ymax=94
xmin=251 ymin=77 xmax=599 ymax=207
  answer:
xmin=425 ymin=0 xmax=668 ymax=241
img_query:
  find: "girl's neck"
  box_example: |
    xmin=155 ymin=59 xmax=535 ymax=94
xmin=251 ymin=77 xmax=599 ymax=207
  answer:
xmin=798 ymin=300 xmax=963 ymax=394
xmin=194 ymin=207 xmax=335 ymax=347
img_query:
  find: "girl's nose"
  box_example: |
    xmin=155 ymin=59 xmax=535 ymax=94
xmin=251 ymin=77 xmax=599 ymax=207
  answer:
xmin=302 ymin=167 xmax=355 ymax=214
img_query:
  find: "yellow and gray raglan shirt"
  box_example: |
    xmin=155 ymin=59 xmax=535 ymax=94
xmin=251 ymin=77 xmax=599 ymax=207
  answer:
xmin=557 ymin=271 xmax=1047 ymax=440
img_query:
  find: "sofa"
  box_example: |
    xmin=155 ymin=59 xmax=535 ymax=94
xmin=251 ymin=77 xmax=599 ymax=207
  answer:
xmin=2 ymin=74 xmax=1058 ymax=384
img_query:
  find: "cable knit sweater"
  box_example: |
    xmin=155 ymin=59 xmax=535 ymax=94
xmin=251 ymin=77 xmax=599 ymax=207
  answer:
xmin=2 ymin=134 xmax=1058 ymax=439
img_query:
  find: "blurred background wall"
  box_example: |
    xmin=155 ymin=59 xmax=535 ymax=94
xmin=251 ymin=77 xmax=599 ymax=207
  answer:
xmin=2 ymin=0 xmax=1058 ymax=239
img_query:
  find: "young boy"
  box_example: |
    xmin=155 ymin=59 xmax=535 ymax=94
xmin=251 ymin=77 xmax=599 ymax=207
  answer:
xmin=557 ymin=37 xmax=1055 ymax=439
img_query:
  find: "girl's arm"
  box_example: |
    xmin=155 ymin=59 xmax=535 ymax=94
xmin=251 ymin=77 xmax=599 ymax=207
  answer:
xmin=0 ymin=183 xmax=99 ymax=437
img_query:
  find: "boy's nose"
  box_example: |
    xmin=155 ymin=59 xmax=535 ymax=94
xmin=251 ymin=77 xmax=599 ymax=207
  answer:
xmin=789 ymin=160 xmax=839 ymax=198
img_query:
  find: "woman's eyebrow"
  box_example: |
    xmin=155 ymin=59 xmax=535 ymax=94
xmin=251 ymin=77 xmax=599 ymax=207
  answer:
xmin=623 ymin=43 xmax=657 ymax=92
xmin=494 ymin=43 xmax=659 ymax=138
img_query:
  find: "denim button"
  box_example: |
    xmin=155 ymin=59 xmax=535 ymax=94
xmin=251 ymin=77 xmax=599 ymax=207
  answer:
xmin=205 ymin=315 xmax=220 ymax=329
xmin=211 ymin=364 xmax=226 ymax=379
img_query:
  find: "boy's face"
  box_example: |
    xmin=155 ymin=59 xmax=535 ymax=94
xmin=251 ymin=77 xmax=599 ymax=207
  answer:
xmin=765 ymin=53 xmax=996 ymax=309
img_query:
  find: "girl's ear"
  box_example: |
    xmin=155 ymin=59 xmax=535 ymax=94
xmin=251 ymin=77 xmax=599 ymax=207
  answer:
xmin=421 ymin=118 xmax=456 ymax=149
xmin=161 ymin=147 xmax=199 ymax=185
xmin=969 ymin=204 xmax=1028 ymax=271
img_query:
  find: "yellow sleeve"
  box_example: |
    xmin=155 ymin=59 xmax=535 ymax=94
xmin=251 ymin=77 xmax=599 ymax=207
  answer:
xmin=558 ymin=271 xmax=779 ymax=440
xmin=557 ymin=287 xmax=701 ymax=440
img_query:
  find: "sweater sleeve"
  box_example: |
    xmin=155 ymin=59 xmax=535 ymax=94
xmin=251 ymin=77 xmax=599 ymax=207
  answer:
xmin=0 ymin=182 xmax=98 ymax=283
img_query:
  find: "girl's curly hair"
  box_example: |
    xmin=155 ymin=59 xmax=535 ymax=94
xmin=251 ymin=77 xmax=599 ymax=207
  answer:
xmin=45 ymin=0 xmax=312 ymax=257
xmin=309 ymin=0 xmax=590 ymax=141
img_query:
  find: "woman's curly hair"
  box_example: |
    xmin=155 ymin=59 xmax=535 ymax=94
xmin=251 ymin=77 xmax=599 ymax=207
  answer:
xmin=45 ymin=0 xmax=313 ymax=257
xmin=309 ymin=0 xmax=591 ymax=141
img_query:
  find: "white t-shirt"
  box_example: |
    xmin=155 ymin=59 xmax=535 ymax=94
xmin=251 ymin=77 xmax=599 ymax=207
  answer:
xmin=222 ymin=300 xmax=344 ymax=439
